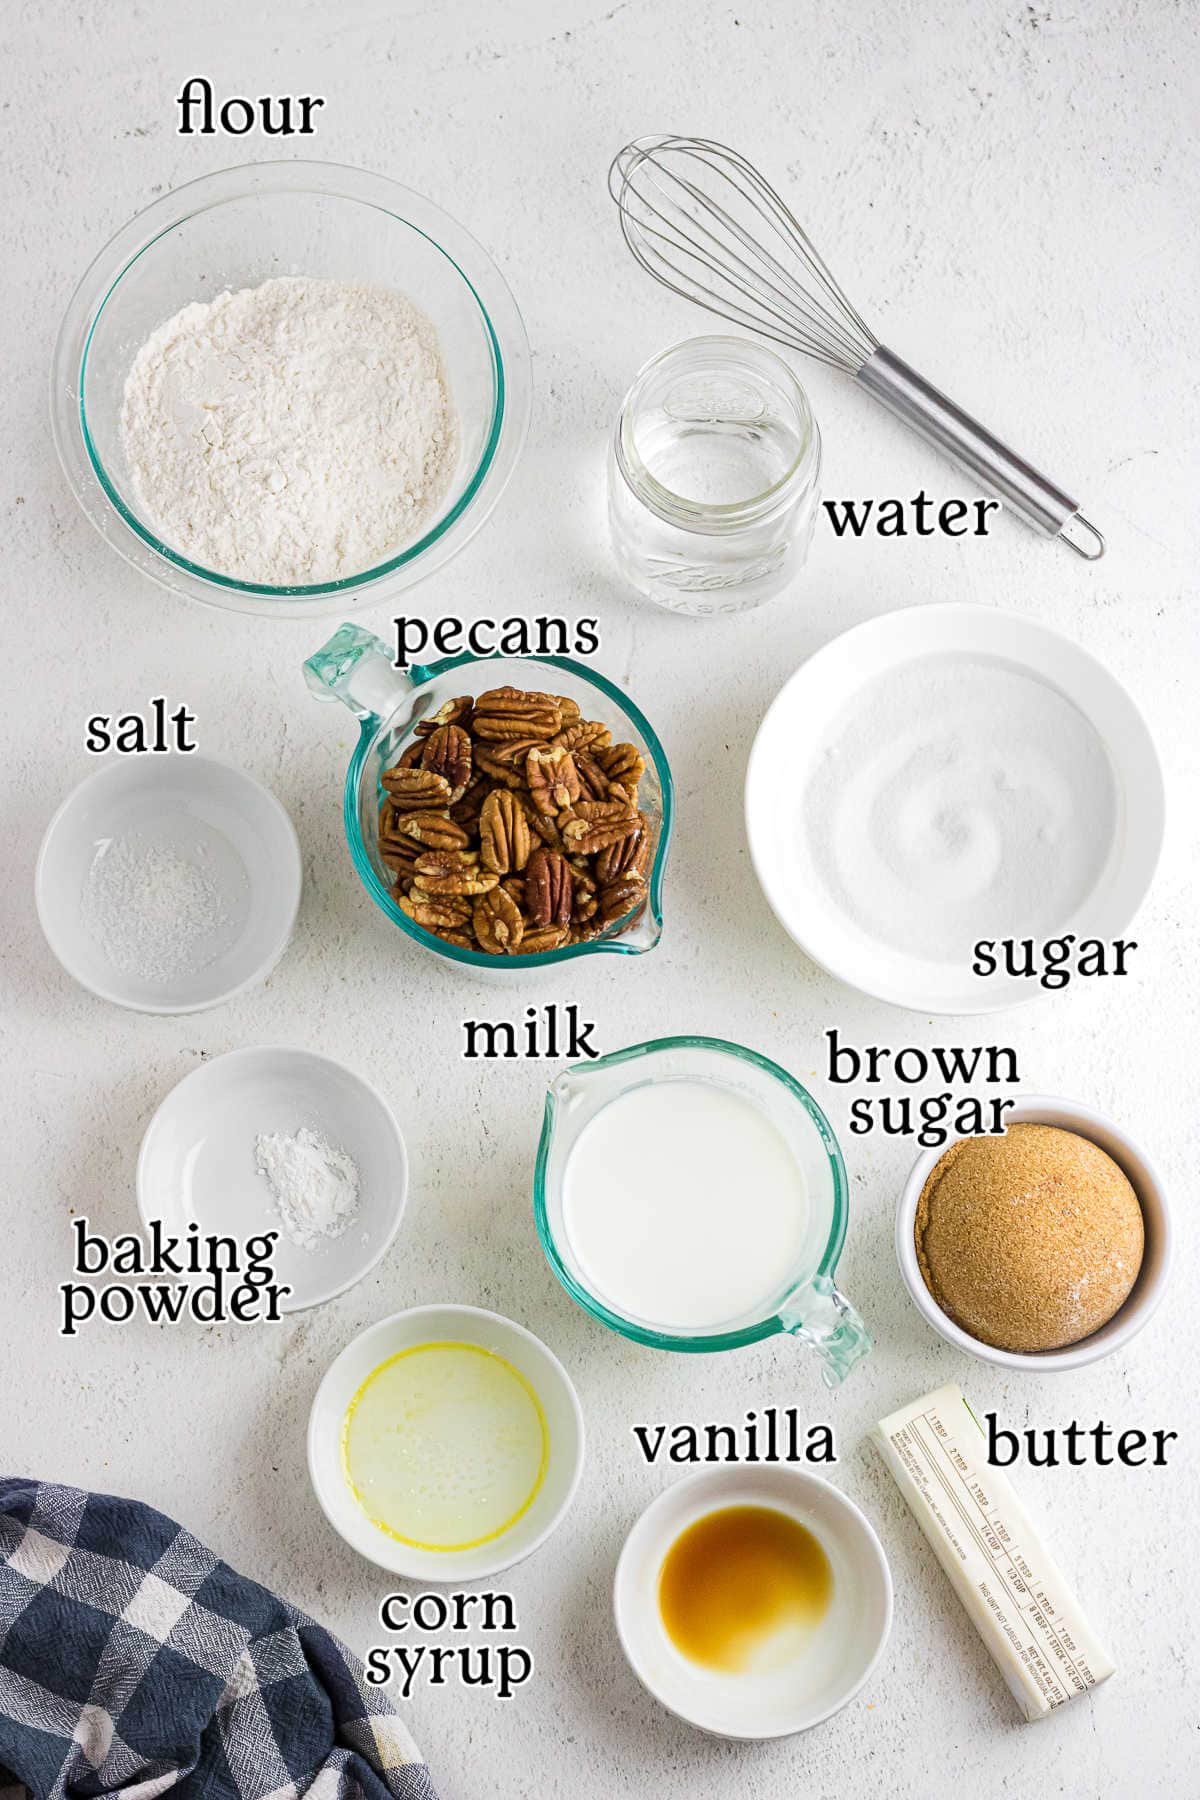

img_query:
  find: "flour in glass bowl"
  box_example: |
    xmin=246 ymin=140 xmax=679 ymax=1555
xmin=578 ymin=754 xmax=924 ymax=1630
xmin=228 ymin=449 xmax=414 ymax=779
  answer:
xmin=800 ymin=654 xmax=1118 ymax=966
xmin=120 ymin=276 xmax=457 ymax=586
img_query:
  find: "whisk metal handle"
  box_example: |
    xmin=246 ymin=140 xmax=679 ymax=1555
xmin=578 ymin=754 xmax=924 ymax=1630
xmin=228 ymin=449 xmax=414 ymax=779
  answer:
xmin=857 ymin=347 xmax=1104 ymax=558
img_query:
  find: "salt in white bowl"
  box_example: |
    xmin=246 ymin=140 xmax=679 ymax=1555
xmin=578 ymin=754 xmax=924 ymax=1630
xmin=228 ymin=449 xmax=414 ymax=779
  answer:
xmin=36 ymin=753 xmax=301 ymax=1013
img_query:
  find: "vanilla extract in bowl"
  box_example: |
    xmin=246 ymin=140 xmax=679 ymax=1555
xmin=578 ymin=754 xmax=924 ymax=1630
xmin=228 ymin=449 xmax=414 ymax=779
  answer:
xmin=659 ymin=1505 xmax=833 ymax=1674
xmin=614 ymin=1466 xmax=892 ymax=1736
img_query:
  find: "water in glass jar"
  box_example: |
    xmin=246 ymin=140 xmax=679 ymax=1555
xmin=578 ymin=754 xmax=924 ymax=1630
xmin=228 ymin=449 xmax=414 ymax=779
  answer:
xmin=639 ymin=371 xmax=805 ymax=508
xmin=608 ymin=340 xmax=821 ymax=617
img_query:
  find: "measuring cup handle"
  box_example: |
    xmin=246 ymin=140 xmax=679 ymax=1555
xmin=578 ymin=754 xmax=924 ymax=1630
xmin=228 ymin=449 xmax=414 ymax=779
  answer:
xmin=780 ymin=1275 xmax=873 ymax=1388
xmin=303 ymin=623 xmax=411 ymax=724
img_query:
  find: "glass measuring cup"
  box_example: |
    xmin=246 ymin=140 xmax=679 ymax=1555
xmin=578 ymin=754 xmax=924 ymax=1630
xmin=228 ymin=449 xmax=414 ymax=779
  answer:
xmin=304 ymin=624 xmax=673 ymax=971
xmin=534 ymin=1036 xmax=871 ymax=1386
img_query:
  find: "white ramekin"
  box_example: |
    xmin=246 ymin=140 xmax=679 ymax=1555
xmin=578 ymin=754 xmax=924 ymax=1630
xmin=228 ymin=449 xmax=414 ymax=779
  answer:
xmin=896 ymin=1095 xmax=1172 ymax=1372
xmin=614 ymin=1465 xmax=892 ymax=1738
xmin=308 ymin=1304 xmax=585 ymax=1581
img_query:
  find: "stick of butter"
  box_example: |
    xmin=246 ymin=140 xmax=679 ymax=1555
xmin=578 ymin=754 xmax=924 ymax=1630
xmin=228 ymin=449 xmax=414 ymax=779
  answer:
xmin=871 ymin=1384 xmax=1115 ymax=1722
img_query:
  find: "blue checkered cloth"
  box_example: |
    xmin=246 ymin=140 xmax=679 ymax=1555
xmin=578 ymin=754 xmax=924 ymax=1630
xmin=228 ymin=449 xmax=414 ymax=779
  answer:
xmin=0 ymin=1480 xmax=438 ymax=1800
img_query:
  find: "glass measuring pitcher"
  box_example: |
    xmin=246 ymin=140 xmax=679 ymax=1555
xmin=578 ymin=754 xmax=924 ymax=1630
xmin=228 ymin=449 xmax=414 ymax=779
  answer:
xmin=534 ymin=1036 xmax=871 ymax=1386
xmin=304 ymin=624 xmax=673 ymax=971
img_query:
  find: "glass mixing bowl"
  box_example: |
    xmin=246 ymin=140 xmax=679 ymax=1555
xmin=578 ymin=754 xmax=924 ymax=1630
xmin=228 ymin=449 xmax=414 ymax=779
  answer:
xmin=51 ymin=161 xmax=531 ymax=618
xmin=304 ymin=624 xmax=674 ymax=973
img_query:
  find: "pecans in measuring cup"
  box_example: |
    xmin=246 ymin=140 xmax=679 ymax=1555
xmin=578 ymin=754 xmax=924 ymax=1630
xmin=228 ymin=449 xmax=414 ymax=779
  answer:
xmin=378 ymin=688 xmax=653 ymax=956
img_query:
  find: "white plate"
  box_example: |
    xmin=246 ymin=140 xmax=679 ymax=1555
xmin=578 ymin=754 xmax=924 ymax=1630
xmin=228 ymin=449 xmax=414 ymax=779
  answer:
xmin=308 ymin=1304 xmax=585 ymax=1580
xmin=745 ymin=604 xmax=1164 ymax=1013
xmin=614 ymin=1466 xmax=892 ymax=1738
xmin=36 ymin=754 xmax=302 ymax=1013
xmin=137 ymin=1047 xmax=408 ymax=1311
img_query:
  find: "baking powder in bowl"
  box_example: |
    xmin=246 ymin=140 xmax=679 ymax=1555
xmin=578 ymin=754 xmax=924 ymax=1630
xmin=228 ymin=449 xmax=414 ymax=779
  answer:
xmin=799 ymin=653 xmax=1117 ymax=966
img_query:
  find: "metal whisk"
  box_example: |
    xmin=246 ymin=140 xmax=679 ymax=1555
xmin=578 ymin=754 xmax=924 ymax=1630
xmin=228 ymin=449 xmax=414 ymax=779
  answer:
xmin=609 ymin=136 xmax=1103 ymax=558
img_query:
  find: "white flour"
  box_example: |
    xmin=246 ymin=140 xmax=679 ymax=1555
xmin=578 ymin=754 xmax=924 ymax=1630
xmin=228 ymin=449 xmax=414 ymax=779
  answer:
xmin=84 ymin=834 xmax=229 ymax=983
xmin=800 ymin=654 xmax=1117 ymax=964
xmin=121 ymin=276 xmax=456 ymax=586
xmin=254 ymin=1126 xmax=361 ymax=1251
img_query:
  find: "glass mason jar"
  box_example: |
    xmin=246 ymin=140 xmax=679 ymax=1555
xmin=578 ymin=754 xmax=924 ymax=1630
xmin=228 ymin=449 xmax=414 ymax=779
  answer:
xmin=607 ymin=336 xmax=821 ymax=616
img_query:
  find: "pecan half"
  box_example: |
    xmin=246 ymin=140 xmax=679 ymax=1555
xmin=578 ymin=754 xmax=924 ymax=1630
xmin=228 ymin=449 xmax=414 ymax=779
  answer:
xmin=573 ymin=754 xmax=611 ymax=801
xmin=597 ymin=875 xmax=647 ymax=929
xmin=378 ymin=798 xmax=408 ymax=844
xmin=472 ymin=687 xmax=563 ymax=742
xmin=480 ymin=788 xmax=532 ymax=875
xmin=521 ymin=924 xmax=570 ymax=954
xmin=415 ymin=695 xmax=474 ymax=738
xmin=484 ymin=735 xmax=547 ymax=769
xmin=594 ymin=743 xmax=646 ymax=787
xmin=473 ymin=886 xmax=526 ymax=955
xmin=394 ymin=812 xmax=471 ymax=850
xmin=553 ymin=720 xmax=611 ymax=755
xmin=474 ymin=748 xmax=526 ymax=790
xmin=412 ymin=861 xmax=498 ymax=897
xmin=526 ymin=745 xmax=582 ymax=816
xmin=412 ymin=848 xmax=479 ymax=878
xmin=573 ymin=887 xmax=599 ymax=925
xmin=427 ymin=925 xmax=474 ymax=948
xmin=568 ymin=824 xmax=644 ymax=864
xmin=567 ymin=790 xmax=636 ymax=825
xmin=525 ymin=847 xmax=573 ymax=929
xmin=381 ymin=841 xmax=420 ymax=878
xmin=380 ymin=767 xmax=453 ymax=811
xmin=519 ymin=795 xmax=565 ymax=851
xmin=450 ymin=786 xmax=486 ymax=830
xmin=398 ymin=894 xmax=473 ymax=930
xmin=420 ymin=724 xmax=472 ymax=802
xmin=595 ymin=812 xmax=649 ymax=883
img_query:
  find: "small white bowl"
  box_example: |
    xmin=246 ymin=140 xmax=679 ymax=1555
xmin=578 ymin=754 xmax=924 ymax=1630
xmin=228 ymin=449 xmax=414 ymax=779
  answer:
xmin=308 ymin=1305 xmax=585 ymax=1581
xmin=36 ymin=754 xmax=301 ymax=1013
xmin=614 ymin=1467 xmax=892 ymax=1738
xmin=896 ymin=1095 xmax=1172 ymax=1370
xmin=745 ymin=604 xmax=1163 ymax=1013
xmin=137 ymin=1046 xmax=408 ymax=1312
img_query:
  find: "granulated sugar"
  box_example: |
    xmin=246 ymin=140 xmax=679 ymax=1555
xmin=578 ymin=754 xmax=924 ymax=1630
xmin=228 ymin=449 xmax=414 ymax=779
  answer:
xmin=800 ymin=653 xmax=1118 ymax=966
xmin=120 ymin=276 xmax=457 ymax=586
xmin=84 ymin=833 xmax=229 ymax=984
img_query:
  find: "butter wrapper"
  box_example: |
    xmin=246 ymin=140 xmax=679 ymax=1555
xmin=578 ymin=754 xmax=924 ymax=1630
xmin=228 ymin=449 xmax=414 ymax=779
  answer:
xmin=872 ymin=1383 xmax=1115 ymax=1722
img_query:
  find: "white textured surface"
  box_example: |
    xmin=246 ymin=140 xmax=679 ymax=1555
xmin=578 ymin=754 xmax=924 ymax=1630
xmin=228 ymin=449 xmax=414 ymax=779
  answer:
xmin=3 ymin=3 xmax=1198 ymax=1796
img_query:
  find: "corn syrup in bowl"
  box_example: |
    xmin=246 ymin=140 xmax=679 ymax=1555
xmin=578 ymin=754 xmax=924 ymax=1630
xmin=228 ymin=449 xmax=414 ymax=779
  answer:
xmin=308 ymin=1304 xmax=584 ymax=1580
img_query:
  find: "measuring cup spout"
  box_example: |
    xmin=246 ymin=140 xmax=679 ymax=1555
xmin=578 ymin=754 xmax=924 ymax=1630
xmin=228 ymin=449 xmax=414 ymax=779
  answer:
xmin=303 ymin=623 xmax=412 ymax=724
xmin=779 ymin=1275 xmax=872 ymax=1388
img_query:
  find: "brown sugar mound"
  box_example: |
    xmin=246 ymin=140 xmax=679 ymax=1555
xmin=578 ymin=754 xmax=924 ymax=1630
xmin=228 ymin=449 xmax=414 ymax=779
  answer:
xmin=915 ymin=1124 xmax=1144 ymax=1353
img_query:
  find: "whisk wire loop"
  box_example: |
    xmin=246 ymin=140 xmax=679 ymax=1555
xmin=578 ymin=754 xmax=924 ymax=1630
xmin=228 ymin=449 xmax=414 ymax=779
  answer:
xmin=609 ymin=135 xmax=878 ymax=371
xmin=622 ymin=161 xmax=851 ymax=360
